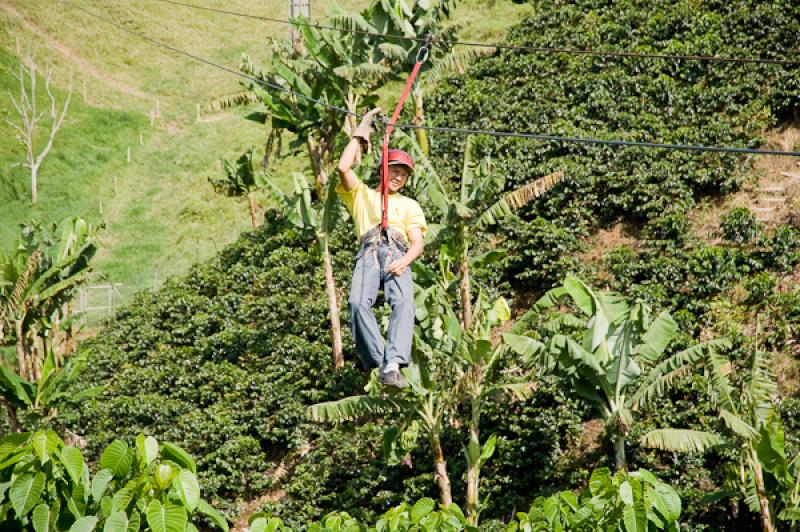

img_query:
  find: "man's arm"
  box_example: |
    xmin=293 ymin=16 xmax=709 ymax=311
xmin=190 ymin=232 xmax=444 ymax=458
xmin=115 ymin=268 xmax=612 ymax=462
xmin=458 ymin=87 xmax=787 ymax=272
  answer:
xmin=337 ymin=108 xmax=381 ymax=192
xmin=387 ymin=227 xmax=424 ymax=277
xmin=336 ymin=137 xmax=363 ymax=192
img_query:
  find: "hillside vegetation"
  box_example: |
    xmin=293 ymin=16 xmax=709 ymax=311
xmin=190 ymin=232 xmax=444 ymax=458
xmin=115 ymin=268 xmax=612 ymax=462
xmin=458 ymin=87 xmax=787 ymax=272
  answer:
xmin=54 ymin=0 xmax=800 ymax=530
xmin=0 ymin=0 xmax=529 ymax=313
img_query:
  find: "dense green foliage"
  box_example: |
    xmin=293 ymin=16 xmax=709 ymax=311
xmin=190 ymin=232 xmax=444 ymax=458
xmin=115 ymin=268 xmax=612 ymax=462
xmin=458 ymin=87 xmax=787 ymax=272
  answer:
xmin=251 ymin=467 xmax=682 ymax=531
xmin=429 ymin=0 xmax=799 ymax=228
xmin=66 ymin=215 xmax=585 ymax=523
xmin=43 ymin=0 xmax=800 ymax=529
xmin=0 ymin=430 xmax=225 ymax=531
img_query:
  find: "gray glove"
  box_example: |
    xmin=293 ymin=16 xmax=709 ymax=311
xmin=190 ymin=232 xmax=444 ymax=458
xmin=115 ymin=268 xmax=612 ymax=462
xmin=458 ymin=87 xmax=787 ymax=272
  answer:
xmin=353 ymin=108 xmax=382 ymax=151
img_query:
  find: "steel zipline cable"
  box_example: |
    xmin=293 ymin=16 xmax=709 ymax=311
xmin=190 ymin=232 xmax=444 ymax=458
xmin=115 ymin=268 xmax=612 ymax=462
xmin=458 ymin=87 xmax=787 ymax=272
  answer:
xmin=149 ymin=0 xmax=800 ymax=67
xmin=60 ymin=0 xmax=800 ymax=157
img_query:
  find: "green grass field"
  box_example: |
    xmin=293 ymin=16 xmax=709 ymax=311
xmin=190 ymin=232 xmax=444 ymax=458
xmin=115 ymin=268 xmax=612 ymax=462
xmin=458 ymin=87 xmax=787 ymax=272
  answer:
xmin=0 ymin=0 xmax=532 ymax=316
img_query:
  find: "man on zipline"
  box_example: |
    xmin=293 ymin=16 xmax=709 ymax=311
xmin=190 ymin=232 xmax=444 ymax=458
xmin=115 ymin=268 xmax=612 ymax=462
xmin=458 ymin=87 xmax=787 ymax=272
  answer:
xmin=336 ymin=108 xmax=426 ymax=387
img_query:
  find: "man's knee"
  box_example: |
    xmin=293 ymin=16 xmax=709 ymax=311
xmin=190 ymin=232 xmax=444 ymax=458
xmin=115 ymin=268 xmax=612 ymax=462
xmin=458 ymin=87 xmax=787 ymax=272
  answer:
xmin=349 ymin=297 xmax=375 ymax=315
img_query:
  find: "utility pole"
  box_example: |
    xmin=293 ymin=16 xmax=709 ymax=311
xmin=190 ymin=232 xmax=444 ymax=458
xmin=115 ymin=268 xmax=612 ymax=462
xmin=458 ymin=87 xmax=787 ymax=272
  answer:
xmin=289 ymin=0 xmax=310 ymax=56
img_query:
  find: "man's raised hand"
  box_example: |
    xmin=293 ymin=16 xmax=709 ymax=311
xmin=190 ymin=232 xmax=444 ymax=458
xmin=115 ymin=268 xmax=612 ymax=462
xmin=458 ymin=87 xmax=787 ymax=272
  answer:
xmin=353 ymin=108 xmax=382 ymax=152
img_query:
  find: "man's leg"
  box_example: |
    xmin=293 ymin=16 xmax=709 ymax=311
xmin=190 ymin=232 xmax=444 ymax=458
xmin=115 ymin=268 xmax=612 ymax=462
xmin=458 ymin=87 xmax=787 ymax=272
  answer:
xmin=382 ymin=259 xmax=414 ymax=373
xmin=348 ymin=247 xmax=384 ymax=370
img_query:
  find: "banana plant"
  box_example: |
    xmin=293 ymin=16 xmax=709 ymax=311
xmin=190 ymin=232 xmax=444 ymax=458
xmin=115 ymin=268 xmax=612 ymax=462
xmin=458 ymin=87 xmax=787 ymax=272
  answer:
xmin=0 ymin=217 xmax=98 ymax=382
xmin=208 ymin=147 xmax=268 ymax=228
xmin=754 ymin=414 xmax=800 ymax=530
xmin=0 ymin=348 xmax=103 ymax=434
xmin=640 ymin=336 xmax=784 ymax=532
xmin=309 ymin=316 xmax=459 ymax=506
xmin=397 ymin=131 xmax=564 ymax=328
xmin=447 ymin=291 xmax=537 ymax=524
xmin=263 ymin=171 xmax=349 ymax=367
xmin=327 ymin=0 xmax=459 ymax=154
xmin=506 ymin=274 xmax=731 ymax=471
xmin=312 ymin=251 xmax=536 ymax=520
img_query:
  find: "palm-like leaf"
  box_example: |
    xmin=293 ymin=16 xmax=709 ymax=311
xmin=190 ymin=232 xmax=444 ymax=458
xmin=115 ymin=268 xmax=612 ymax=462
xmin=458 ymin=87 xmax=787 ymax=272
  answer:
xmin=707 ymin=348 xmax=737 ymax=413
xmin=747 ymin=348 xmax=777 ymax=425
xmin=377 ymin=42 xmax=410 ymax=62
xmin=628 ymin=338 xmax=731 ymax=411
xmin=333 ymin=63 xmax=392 ymax=81
xmin=423 ymin=47 xmax=496 ymax=86
xmin=634 ymin=311 xmax=678 ymax=364
xmin=309 ymin=395 xmax=410 ymax=422
xmin=2 ymin=250 xmax=40 ymax=324
xmin=206 ymin=91 xmax=261 ymax=113
xmin=719 ymin=409 xmax=758 ymax=441
xmin=640 ymin=429 xmax=724 ymax=453
xmin=476 ymin=171 xmax=565 ymax=229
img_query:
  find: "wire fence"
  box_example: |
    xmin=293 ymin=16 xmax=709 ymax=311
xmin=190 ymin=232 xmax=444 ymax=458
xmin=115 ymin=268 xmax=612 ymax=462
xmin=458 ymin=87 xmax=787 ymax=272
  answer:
xmin=77 ymin=283 xmax=124 ymax=324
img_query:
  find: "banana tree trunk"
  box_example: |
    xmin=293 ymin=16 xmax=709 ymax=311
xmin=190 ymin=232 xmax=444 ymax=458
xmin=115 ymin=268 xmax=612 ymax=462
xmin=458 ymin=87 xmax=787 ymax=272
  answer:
xmin=430 ymin=431 xmax=453 ymax=506
xmin=3 ymin=400 xmax=20 ymax=433
xmin=412 ymin=87 xmax=429 ymax=156
xmin=465 ymin=396 xmax=481 ymax=523
xmin=460 ymin=243 xmax=472 ymax=330
xmin=751 ymin=448 xmax=774 ymax=532
xmin=247 ymin=191 xmax=260 ymax=228
xmin=64 ymin=301 xmax=73 ymax=359
xmin=614 ymin=434 xmax=627 ymax=472
xmin=308 ymin=135 xmax=343 ymax=367
xmin=15 ymin=319 xmax=29 ymax=381
xmin=321 ymin=235 xmax=344 ymax=368
xmin=307 ymin=134 xmax=328 ymax=199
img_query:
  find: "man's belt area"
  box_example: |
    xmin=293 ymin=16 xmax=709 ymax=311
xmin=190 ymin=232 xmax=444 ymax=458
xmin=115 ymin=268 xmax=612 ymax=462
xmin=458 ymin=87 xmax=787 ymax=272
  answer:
xmin=359 ymin=225 xmax=409 ymax=254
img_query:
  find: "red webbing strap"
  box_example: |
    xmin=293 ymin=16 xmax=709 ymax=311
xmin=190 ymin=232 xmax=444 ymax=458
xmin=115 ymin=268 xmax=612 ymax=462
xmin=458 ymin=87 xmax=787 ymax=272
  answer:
xmin=381 ymin=60 xmax=424 ymax=231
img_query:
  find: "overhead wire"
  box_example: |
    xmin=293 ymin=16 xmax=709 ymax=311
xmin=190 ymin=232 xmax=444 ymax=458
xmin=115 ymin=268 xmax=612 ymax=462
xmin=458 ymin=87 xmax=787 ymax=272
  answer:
xmin=148 ymin=0 xmax=800 ymax=66
xmin=59 ymin=0 xmax=800 ymax=157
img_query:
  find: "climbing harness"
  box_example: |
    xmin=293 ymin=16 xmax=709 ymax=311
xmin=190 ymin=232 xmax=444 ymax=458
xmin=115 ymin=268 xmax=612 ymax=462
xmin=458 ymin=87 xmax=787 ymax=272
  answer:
xmin=380 ymin=35 xmax=434 ymax=232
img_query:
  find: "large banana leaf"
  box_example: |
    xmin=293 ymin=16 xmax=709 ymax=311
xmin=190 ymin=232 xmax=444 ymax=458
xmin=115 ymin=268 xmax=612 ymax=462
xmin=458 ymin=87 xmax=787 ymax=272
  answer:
xmin=309 ymin=395 xmax=410 ymax=422
xmin=640 ymin=429 xmax=724 ymax=453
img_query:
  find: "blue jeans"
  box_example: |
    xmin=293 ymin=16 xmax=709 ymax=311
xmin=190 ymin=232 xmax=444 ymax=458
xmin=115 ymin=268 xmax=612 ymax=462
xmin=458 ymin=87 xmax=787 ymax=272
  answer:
xmin=348 ymin=229 xmax=414 ymax=371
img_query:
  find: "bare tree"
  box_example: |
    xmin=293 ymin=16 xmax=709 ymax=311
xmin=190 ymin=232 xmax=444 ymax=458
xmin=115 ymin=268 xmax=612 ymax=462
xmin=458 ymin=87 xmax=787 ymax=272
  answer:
xmin=5 ymin=51 xmax=72 ymax=204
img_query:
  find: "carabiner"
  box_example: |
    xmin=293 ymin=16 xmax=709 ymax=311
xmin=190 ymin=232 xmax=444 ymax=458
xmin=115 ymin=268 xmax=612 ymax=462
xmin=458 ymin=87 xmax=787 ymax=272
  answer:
xmin=415 ymin=46 xmax=430 ymax=64
xmin=416 ymin=33 xmax=435 ymax=64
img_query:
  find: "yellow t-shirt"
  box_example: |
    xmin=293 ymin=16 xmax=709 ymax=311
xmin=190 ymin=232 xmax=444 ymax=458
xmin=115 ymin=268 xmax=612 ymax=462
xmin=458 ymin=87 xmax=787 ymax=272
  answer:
xmin=336 ymin=178 xmax=427 ymax=244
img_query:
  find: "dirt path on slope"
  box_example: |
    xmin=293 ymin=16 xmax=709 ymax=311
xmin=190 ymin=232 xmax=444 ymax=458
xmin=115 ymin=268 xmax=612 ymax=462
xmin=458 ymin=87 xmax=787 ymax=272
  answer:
xmin=0 ymin=1 xmax=151 ymax=100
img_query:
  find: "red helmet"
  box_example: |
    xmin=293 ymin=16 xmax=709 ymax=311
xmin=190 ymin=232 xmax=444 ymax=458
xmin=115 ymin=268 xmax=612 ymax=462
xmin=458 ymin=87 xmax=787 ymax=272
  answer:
xmin=380 ymin=148 xmax=414 ymax=177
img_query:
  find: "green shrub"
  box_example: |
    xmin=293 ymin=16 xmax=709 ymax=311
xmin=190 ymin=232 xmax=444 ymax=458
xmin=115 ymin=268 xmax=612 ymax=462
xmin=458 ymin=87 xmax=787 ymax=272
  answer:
xmin=744 ymin=271 xmax=777 ymax=306
xmin=0 ymin=430 xmax=227 ymax=531
xmin=503 ymin=217 xmax=585 ymax=291
xmin=720 ymin=207 xmax=760 ymax=244
xmin=642 ymin=212 xmax=691 ymax=248
xmin=766 ymin=224 xmax=800 ymax=270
